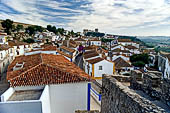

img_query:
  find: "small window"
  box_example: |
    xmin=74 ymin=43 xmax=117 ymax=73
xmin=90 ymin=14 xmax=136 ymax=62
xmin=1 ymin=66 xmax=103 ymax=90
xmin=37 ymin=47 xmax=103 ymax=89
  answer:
xmin=99 ymin=66 xmax=102 ymax=70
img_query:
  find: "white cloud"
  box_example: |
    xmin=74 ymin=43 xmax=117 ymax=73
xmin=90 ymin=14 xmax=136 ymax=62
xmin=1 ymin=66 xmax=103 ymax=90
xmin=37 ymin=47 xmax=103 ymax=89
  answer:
xmin=0 ymin=0 xmax=170 ymax=36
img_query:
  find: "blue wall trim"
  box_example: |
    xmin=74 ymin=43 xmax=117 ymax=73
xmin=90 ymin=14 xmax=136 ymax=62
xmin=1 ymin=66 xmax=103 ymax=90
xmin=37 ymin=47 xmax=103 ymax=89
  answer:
xmin=87 ymin=83 xmax=91 ymax=111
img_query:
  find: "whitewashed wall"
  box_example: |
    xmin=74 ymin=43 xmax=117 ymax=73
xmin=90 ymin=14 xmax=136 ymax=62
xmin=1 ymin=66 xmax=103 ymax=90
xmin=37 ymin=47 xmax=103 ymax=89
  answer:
xmin=0 ymin=100 xmax=42 ymax=113
xmin=40 ymin=85 xmax=51 ymax=113
xmin=49 ymin=82 xmax=88 ymax=113
xmin=1 ymin=87 xmax=15 ymax=102
xmin=94 ymin=60 xmax=113 ymax=77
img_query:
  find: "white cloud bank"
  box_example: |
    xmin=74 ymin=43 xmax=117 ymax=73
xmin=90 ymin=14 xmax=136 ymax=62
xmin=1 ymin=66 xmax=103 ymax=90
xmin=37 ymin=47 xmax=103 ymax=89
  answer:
xmin=0 ymin=0 xmax=170 ymax=36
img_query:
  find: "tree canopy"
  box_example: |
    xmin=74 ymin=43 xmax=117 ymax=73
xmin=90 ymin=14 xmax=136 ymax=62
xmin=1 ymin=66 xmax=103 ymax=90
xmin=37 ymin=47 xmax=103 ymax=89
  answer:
xmin=85 ymin=32 xmax=105 ymax=37
xmin=16 ymin=24 xmax=24 ymax=32
xmin=130 ymin=53 xmax=149 ymax=67
xmin=25 ymin=25 xmax=44 ymax=36
xmin=1 ymin=19 xmax=13 ymax=35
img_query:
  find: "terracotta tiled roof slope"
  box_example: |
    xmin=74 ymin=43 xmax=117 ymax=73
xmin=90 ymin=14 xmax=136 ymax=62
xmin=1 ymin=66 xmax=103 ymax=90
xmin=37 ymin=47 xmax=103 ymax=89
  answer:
xmin=42 ymin=45 xmax=57 ymax=51
xmin=8 ymin=41 xmax=28 ymax=47
xmin=7 ymin=54 xmax=90 ymax=87
xmin=118 ymin=39 xmax=132 ymax=42
xmin=63 ymin=40 xmax=78 ymax=48
xmin=60 ymin=46 xmax=76 ymax=53
xmin=86 ymin=57 xmax=104 ymax=64
xmin=56 ymin=49 xmax=72 ymax=58
xmin=113 ymin=57 xmax=132 ymax=69
xmin=84 ymin=52 xmax=99 ymax=59
xmin=112 ymin=48 xmax=131 ymax=53
xmin=125 ymin=45 xmax=138 ymax=49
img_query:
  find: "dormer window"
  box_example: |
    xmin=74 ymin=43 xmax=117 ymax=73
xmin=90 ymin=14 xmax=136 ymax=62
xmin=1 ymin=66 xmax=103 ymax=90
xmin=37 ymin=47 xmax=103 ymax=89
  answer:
xmin=13 ymin=62 xmax=25 ymax=71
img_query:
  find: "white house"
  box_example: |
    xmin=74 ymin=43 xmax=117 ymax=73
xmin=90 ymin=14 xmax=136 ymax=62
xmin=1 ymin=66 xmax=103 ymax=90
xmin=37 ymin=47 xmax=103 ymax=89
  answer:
xmin=74 ymin=38 xmax=86 ymax=45
xmin=0 ymin=45 xmax=14 ymax=74
xmin=85 ymin=57 xmax=115 ymax=79
xmin=59 ymin=46 xmax=77 ymax=62
xmin=0 ymin=53 xmax=91 ymax=113
xmin=118 ymin=39 xmax=139 ymax=49
xmin=0 ymin=33 xmax=8 ymax=45
xmin=113 ymin=57 xmax=133 ymax=73
xmin=87 ymin=38 xmax=101 ymax=46
xmin=164 ymin=56 xmax=170 ymax=79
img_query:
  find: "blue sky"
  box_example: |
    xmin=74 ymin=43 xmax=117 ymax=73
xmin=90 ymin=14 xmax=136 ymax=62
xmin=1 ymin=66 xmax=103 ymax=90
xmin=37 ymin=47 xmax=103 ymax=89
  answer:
xmin=0 ymin=0 xmax=170 ymax=36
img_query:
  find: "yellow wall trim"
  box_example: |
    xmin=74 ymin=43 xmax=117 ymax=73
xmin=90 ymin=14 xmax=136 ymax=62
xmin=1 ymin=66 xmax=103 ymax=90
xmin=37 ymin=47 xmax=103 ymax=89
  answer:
xmin=92 ymin=64 xmax=94 ymax=77
xmin=93 ymin=77 xmax=102 ymax=79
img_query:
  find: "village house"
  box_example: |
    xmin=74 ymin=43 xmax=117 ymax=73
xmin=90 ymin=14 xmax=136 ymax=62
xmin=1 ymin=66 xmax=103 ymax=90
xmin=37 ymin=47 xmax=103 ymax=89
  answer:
xmin=0 ymin=33 xmax=8 ymax=45
xmin=118 ymin=39 xmax=139 ymax=49
xmin=84 ymin=57 xmax=115 ymax=79
xmin=158 ymin=52 xmax=170 ymax=79
xmin=0 ymin=53 xmax=91 ymax=113
xmin=0 ymin=44 xmax=12 ymax=74
xmin=59 ymin=45 xmax=77 ymax=62
xmin=87 ymin=38 xmax=101 ymax=46
xmin=113 ymin=57 xmax=133 ymax=74
xmin=74 ymin=38 xmax=86 ymax=46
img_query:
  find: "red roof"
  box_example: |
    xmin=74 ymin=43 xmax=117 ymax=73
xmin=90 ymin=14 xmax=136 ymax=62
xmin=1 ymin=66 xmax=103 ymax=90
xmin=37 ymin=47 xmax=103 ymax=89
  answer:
xmin=86 ymin=57 xmax=104 ymax=64
xmin=7 ymin=54 xmax=90 ymax=87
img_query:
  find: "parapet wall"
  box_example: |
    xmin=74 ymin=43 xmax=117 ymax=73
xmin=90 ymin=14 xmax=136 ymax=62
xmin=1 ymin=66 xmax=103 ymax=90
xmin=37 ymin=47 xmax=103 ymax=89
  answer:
xmin=101 ymin=75 xmax=166 ymax=113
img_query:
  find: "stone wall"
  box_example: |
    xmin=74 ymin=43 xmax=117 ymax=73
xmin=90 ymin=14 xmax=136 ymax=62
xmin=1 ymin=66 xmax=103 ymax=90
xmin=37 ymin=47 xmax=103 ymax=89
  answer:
xmin=101 ymin=75 xmax=166 ymax=113
xmin=112 ymin=75 xmax=131 ymax=82
xmin=130 ymin=70 xmax=170 ymax=108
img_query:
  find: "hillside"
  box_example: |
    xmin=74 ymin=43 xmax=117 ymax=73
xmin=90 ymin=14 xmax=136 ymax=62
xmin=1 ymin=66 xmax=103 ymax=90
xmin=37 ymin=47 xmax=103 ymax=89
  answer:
xmin=0 ymin=19 xmax=35 ymax=30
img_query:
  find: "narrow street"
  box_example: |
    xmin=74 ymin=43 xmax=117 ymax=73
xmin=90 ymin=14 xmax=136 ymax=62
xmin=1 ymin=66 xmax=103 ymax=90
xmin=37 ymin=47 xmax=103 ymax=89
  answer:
xmin=0 ymin=72 xmax=9 ymax=99
xmin=74 ymin=54 xmax=83 ymax=70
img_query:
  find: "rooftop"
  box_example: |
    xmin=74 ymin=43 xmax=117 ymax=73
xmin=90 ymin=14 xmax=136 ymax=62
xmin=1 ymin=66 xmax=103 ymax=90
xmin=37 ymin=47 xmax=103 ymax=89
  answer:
xmin=84 ymin=52 xmax=99 ymax=59
xmin=7 ymin=53 xmax=90 ymax=87
xmin=118 ymin=39 xmax=132 ymax=42
xmin=113 ymin=57 xmax=132 ymax=69
xmin=8 ymin=90 xmax=43 ymax=101
xmin=60 ymin=45 xmax=76 ymax=53
xmin=86 ymin=57 xmax=104 ymax=64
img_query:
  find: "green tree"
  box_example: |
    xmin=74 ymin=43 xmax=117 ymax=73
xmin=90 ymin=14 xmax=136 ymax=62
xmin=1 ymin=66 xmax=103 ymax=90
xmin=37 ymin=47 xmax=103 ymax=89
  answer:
xmin=16 ymin=24 xmax=24 ymax=32
xmin=130 ymin=53 xmax=149 ymax=67
xmin=132 ymin=61 xmax=145 ymax=67
xmin=1 ymin=19 xmax=13 ymax=35
xmin=25 ymin=26 xmax=35 ymax=36
xmin=70 ymin=30 xmax=74 ymax=36
xmin=47 ymin=25 xmax=57 ymax=33
xmin=23 ymin=38 xmax=35 ymax=43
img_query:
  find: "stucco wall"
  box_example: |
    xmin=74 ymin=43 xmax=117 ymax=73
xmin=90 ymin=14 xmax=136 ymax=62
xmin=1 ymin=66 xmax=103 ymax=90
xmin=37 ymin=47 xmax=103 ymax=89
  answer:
xmin=40 ymin=85 xmax=51 ymax=113
xmin=94 ymin=60 xmax=113 ymax=77
xmin=49 ymin=82 xmax=88 ymax=113
xmin=0 ymin=100 xmax=42 ymax=113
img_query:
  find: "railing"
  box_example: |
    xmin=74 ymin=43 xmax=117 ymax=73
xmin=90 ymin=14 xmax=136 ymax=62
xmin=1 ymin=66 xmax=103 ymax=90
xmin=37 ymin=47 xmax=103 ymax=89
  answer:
xmin=90 ymin=88 xmax=101 ymax=105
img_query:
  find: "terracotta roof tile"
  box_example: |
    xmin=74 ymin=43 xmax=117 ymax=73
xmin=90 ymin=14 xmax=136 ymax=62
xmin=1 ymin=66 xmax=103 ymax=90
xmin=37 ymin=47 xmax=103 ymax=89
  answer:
xmin=83 ymin=52 xmax=99 ymax=59
xmin=113 ymin=57 xmax=132 ymax=69
xmin=118 ymin=39 xmax=132 ymax=42
xmin=60 ymin=46 xmax=76 ymax=53
xmin=112 ymin=48 xmax=131 ymax=53
xmin=86 ymin=57 xmax=104 ymax=64
xmin=7 ymin=53 xmax=90 ymax=87
xmin=125 ymin=45 xmax=138 ymax=49
xmin=56 ymin=49 xmax=72 ymax=58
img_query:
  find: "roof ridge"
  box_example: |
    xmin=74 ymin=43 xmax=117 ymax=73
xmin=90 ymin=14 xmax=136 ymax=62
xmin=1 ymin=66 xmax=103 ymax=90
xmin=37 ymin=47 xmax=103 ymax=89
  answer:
xmin=9 ymin=63 xmax=43 ymax=81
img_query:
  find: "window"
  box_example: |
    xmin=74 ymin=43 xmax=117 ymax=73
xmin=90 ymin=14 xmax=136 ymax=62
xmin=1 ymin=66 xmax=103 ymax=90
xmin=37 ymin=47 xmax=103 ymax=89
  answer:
xmin=99 ymin=66 xmax=102 ymax=70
